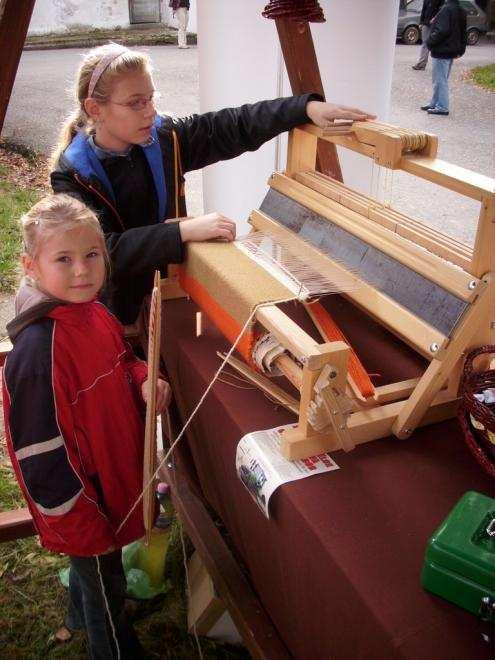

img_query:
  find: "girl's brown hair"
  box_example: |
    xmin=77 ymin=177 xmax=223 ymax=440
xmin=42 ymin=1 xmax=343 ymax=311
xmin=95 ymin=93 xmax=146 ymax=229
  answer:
xmin=50 ymin=43 xmax=152 ymax=167
xmin=21 ymin=193 xmax=109 ymax=269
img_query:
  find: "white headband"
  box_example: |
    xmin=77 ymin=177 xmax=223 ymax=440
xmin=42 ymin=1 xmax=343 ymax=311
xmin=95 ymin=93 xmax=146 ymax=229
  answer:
xmin=88 ymin=46 xmax=129 ymax=98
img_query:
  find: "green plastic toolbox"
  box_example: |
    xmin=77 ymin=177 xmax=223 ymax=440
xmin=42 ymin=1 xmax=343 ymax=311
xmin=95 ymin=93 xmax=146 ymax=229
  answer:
xmin=421 ymin=491 xmax=495 ymax=622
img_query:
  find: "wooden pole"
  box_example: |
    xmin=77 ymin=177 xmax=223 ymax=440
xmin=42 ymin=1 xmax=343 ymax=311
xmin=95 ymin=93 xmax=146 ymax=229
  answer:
xmin=0 ymin=0 xmax=36 ymax=134
xmin=274 ymin=17 xmax=343 ymax=181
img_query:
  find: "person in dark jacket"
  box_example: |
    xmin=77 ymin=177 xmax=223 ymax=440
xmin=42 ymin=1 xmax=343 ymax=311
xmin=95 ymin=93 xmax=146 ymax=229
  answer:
xmin=51 ymin=43 xmax=375 ymax=325
xmin=421 ymin=0 xmax=467 ymax=115
xmin=3 ymin=194 xmax=170 ymax=659
xmin=412 ymin=0 xmax=444 ymax=70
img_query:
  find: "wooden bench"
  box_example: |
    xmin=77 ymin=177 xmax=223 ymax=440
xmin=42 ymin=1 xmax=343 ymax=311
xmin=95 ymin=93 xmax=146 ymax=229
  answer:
xmin=0 ymin=507 xmax=34 ymax=543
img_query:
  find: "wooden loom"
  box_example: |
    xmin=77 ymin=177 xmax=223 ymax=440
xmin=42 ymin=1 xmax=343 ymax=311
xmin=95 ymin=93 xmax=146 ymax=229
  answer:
xmin=143 ymin=271 xmax=162 ymax=544
xmin=176 ymin=120 xmax=495 ymax=460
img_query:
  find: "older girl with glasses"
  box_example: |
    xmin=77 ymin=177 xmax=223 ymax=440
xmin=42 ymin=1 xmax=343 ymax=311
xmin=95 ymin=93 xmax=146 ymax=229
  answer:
xmin=51 ymin=43 xmax=374 ymax=326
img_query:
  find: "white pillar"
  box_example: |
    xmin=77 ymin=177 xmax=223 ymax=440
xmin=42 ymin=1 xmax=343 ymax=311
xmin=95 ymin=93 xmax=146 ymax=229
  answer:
xmin=314 ymin=0 xmax=400 ymax=193
xmin=197 ymin=0 xmax=399 ymax=232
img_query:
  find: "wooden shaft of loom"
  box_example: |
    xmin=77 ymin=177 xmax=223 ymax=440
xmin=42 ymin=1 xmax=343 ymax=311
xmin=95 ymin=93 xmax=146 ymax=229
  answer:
xmin=217 ymin=351 xmax=300 ymax=415
xmin=0 ymin=0 xmax=36 ymax=132
xmin=256 ymin=305 xmax=319 ymax=364
xmin=296 ymin=123 xmax=495 ymax=201
xmin=274 ymin=17 xmax=343 ymax=181
xmin=274 ymin=353 xmax=303 ymax=391
xmin=269 ymin=172 xmax=478 ymax=302
xmin=250 ymin=209 xmax=448 ymax=360
xmin=471 ymin=196 xmax=495 ymax=278
xmin=393 ymin=274 xmax=495 ymax=438
xmin=301 ymin=170 xmax=472 ymax=260
xmin=295 ymin=171 xmax=473 ymax=271
xmin=281 ymin=389 xmax=459 ymax=460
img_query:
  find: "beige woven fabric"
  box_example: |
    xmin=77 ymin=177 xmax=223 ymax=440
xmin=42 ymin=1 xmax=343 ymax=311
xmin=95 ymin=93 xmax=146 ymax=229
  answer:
xmin=183 ymin=241 xmax=293 ymax=327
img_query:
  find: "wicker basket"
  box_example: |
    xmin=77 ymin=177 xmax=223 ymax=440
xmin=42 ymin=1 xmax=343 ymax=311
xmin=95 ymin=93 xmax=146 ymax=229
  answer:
xmin=458 ymin=346 xmax=495 ymax=479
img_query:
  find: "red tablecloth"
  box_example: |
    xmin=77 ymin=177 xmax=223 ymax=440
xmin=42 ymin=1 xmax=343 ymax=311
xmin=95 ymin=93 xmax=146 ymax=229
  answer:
xmin=162 ymin=295 xmax=495 ymax=659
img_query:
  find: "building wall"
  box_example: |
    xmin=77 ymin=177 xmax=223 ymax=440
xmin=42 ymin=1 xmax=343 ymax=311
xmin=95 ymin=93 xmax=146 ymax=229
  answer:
xmin=29 ymin=0 xmax=131 ymax=34
xmin=28 ymin=0 xmax=197 ymax=35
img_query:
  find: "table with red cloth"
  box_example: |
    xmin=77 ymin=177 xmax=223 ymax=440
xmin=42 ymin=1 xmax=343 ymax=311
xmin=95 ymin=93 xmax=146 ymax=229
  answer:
xmin=161 ymin=294 xmax=495 ymax=659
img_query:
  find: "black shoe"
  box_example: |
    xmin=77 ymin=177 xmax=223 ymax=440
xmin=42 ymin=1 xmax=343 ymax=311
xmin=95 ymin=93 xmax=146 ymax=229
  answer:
xmin=427 ymin=108 xmax=449 ymax=116
xmin=420 ymin=104 xmax=433 ymax=111
xmin=412 ymin=64 xmax=426 ymax=70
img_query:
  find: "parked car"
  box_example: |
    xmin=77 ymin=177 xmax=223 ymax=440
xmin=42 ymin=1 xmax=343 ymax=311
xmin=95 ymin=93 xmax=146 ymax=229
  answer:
xmin=397 ymin=0 xmax=488 ymax=46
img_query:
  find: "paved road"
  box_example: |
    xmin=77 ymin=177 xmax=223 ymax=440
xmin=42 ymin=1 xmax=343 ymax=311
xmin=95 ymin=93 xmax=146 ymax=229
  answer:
xmin=390 ymin=41 xmax=495 ymax=245
xmin=3 ymin=42 xmax=495 ymax=240
xmin=3 ymin=44 xmax=203 ymax=216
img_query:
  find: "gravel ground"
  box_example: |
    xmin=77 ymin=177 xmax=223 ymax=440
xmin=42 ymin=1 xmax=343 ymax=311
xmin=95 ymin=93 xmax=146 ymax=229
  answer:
xmin=1 ymin=41 xmax=494 ymax=337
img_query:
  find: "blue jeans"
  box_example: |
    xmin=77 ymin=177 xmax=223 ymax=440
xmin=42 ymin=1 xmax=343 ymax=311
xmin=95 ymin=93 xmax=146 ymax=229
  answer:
xmin=430 ymin=57 xmax=453 ymax=112
xmin=67 ymin=550 xmax=143 ymax=659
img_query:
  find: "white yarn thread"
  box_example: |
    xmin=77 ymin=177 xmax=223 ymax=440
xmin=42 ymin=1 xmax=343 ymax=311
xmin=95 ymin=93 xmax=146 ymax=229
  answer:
xmin=116 ymin=297 xmax=297 ymax=536
xmin=96 ymin=556 xmax=121 ymax=660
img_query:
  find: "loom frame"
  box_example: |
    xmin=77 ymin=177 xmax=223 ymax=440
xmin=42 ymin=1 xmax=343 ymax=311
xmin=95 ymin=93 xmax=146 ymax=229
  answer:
xmin=244 ymin=124 xmax=495 ymax=459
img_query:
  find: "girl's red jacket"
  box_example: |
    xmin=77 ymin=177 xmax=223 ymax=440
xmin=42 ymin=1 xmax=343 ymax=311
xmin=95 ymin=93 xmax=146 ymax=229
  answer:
xmin=2 ymin=300 xmax=147 ymax=556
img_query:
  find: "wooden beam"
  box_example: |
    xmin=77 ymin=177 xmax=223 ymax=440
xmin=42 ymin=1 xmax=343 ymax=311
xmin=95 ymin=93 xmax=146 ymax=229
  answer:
xmin=471 ymin=195 xmax=495 ymax=278
xmin=0 ymin=508 xmax=35 ymax=543
xmin=256 ymin=304 xmax=319 ymax=362
xmin=250 ymin=209 xmax=447 ymax=359
xmin=286 ymin=128 xmax=318 ymax=177
xmin=393 ymin=274 xmax=495 ymax=438
xmin=373 ymin=378 xmax=420 ymax=404
xmin=270 ymin=173 xmax=478 ymax=302
xmin=295 ymin=170 xmax=472 ymax=271
xmin=217 ymin=351 xmax=300 ymax=415
xmin=274 ymin=18 xmax=343 ymax=181
xmin=0 ymin=0 xmax=36 ymax=133
xmin=401 ymin=155 xmax=495 ymax=202
xmin=296 ymin=124 xmax=495 ymax=202
xmin=163 ymin=469 xmax=291 ymax=659
xmin=187 ymin=551 xmax=227 ymax=636
xmin=280 ymin=389 xmax=459 ymax=460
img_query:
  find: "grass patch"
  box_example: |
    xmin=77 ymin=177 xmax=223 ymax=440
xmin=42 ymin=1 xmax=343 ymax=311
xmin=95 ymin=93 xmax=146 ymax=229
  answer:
xmin=0 ymin=440 xmax=247 ymax=657
xmin=0 ymin=164 xmax=41 ymax=293
xmin=0 ymin=139 xmax=40 ymax=164
xmin=0 ymin=511 xmax=248 ymax=658
xmin=25 ymin=26 xmax=197 ymax=50
xmin=471 ymin=63 xmax=495 ymax=91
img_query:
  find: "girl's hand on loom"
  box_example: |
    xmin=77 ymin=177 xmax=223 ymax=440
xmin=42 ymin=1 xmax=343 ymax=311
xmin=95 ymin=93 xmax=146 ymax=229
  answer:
xmin=306 ymin=101 xmax=376 ymax=128
xmin=141 ymin=378 xmax=172 ymax=415
xmin=179 ymin=212 xmax=236 ymax=243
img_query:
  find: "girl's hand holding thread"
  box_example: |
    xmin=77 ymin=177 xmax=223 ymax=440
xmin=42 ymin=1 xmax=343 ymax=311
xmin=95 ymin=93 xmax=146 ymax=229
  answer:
xmin=141 ymin=378 xmax=171 ymax=414
xmin=178 ymin=212 xmax=236 ymax=243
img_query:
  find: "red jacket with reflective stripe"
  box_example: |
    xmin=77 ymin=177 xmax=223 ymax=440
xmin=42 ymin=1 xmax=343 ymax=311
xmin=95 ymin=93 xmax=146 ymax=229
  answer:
xmin=2 ymin=301 xmax=147 ymax=556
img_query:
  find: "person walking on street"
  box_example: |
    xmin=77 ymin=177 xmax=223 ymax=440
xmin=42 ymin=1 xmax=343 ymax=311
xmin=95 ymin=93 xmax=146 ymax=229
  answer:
xmin=170 ymin=0 xmax=190 ymax=49
xmin=421 ymin=0 xmax=467 ymax=115
xmin=412 ymin=0 xmax=444 ymax=70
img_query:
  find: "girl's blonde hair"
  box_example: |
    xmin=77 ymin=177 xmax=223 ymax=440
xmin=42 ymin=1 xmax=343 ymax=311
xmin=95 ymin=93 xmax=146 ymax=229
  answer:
xmin=21 ymin=194 xmax=108 ymax=267
xmin=50 ymin=43 xmax=152 ymax=167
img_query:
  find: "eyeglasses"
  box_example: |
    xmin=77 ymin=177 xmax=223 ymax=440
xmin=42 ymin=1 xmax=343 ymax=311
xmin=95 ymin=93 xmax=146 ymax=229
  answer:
xmin=108 ymin=91 xmax=162 ymax=112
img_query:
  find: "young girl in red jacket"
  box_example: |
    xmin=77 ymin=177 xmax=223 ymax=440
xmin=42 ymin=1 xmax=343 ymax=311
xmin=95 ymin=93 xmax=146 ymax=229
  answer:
xmin=2 ymin=193 xmax=169 ymax=659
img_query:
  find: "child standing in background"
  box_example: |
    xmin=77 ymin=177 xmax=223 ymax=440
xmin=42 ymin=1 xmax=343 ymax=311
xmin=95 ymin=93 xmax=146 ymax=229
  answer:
xmin=170 ymin=0 xmax=190 ymax=49
xmin=2 ymin=194 xmax=169 ymax=659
